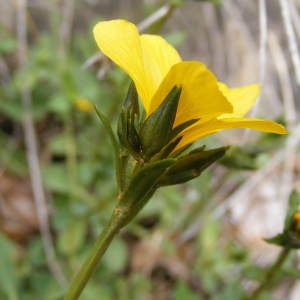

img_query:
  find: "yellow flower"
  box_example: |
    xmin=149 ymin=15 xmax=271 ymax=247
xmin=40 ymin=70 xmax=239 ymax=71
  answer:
xmin=75 ymin=98 xmax=94 ymax=112
xmin=93 ymin=19 xmax=286 ymax=150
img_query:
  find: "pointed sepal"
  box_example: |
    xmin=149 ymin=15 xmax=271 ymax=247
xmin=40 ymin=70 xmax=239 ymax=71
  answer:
xmin=158 ymin=146 xmax=228 ymax=186
xmin=117 ymin=82 xmax=142 ymax=156
xmin=140 ymin=86 xmax=182 ymax=160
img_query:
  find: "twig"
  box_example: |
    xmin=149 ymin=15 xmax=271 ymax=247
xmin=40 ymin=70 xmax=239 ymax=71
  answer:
xmin=269 ymin=31 xmax=297 ymax=204
xmin=59 ymin=0 xmax=75 ymax=58
xmin=223 ymin=0 xmax=257 ymax=76
xmin=290 ymin=0 xmax=300 ymax=42
xmin=269 ymin=32 xmax=296 ymax=126
xmin=279 ymin=0 xmax=300 ymax=85
xmin=241 ymin=0 xmax=268 ymax=143
xmin=258 ymin=0 xmax=268 ymax=87
xmin=16 ymin=0 xmax=67 ymax=287
xmin=202 ymin=4 xmax=225 ymax=75
xmin=138 ymin=3 xmax=175 ymax=32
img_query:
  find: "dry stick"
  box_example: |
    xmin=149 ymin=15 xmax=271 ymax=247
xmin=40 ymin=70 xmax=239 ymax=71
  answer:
xmin=223 ymin=0 xmax=258 ymax=75
xmin=202 ymin=4 xmax=225 ymax=75
xmin=269 ymin=33 xmax=296 ymax=126
xmin=81 ymin=2 xmax=177 ymax=70
xmin=241 ymin=0 xmax=268 ymax=143
xmin=259 ymin=0 xmax=268 ymax=86
xmin=290 ymin=0 xmax=300 ymax=42
xmin=16 ymin=0 xmax=67 ymax=287
xmin=59 ymin=0 xmax=75 ymax=58
xmin=279 ymin=0 xmax=300 ymax=85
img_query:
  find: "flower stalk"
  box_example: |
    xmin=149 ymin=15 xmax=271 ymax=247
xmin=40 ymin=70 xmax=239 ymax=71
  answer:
xmin=63 ymin=206 xmax=127 ymax=300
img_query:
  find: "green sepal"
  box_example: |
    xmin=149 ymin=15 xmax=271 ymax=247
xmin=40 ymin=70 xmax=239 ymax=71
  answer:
xmin=117 ymin=109 xmax=141 ymax=155
xmin=140 ymin=86 xmax=182 ymax=159
xmin=145 ymin=119 xmax=199 ymax=161
xmin=150 ymin=136 xmax=183 ymax=162
xmin=117 ymin=108 xmax=129 ymax=147
xmin=123 ymin=81 xmax=139 ymax=113
xmin=170 ymin=118 xmax=199 ymax=140
xmin=170 ymin=140 xmax=206 ymax=159
xmin=116 ymin=159 xmax=176 ymax=225
xmin=158 ymin=146 xmax=228 ymax=186
xmin=94 ymin=105 xmax=120 ymax=161
xmin=265 ymin=191 xmax=300 ymax=249
xmin=188 ymin=145 xmax=206 ymax=154
xmin=117 ymin=83 xmax=142 ymax=156
xmin=170 ymin=142 xmax=193 ymax=158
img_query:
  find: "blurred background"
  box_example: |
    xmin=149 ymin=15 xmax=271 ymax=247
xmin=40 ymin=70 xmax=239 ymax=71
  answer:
xmin=0 ymin=0 xmax=300 ymax=299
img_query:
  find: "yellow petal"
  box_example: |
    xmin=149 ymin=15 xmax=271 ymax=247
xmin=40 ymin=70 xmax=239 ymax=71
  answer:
xmin=140 ymin=34 xmax=181 ymax=108
xmin=150 ymin=61 xmax=233 ymax=127
xmin=93 ymin=19 xmax=181 ymax=112
xmin=218 ymin=83 xmax=260 ymax=118
xmin=176 ymin=117 xmax=287 ymax=150
xmin=93 ymin=20 xmax=150 ymax=108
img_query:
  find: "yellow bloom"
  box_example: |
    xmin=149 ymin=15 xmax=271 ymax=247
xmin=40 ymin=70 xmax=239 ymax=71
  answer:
xmin=93 ymin=19 xmax=286 ymax=150
xmin=75 ymin=98 xmax=94 ymax=112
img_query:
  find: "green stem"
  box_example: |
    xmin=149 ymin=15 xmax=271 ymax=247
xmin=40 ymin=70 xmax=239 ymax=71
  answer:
xmin=63 ymin=209 xmax=126 ymax=300
xmin=246 ymin=248 xmax=290 ymax=300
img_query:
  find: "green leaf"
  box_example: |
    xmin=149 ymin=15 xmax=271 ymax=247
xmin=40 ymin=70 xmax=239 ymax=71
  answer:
xmin=0 ymin=234 xmax=19 ymax=300
xmin=173 ymin=280 xmax=199 ymax=300
xmin=42 ymin=163 xmax=69 ymax=193
xmin=49 ymin=133 xmax=68 ymax=155
xmin=81 ymin=284 xmax=112 ymax=300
